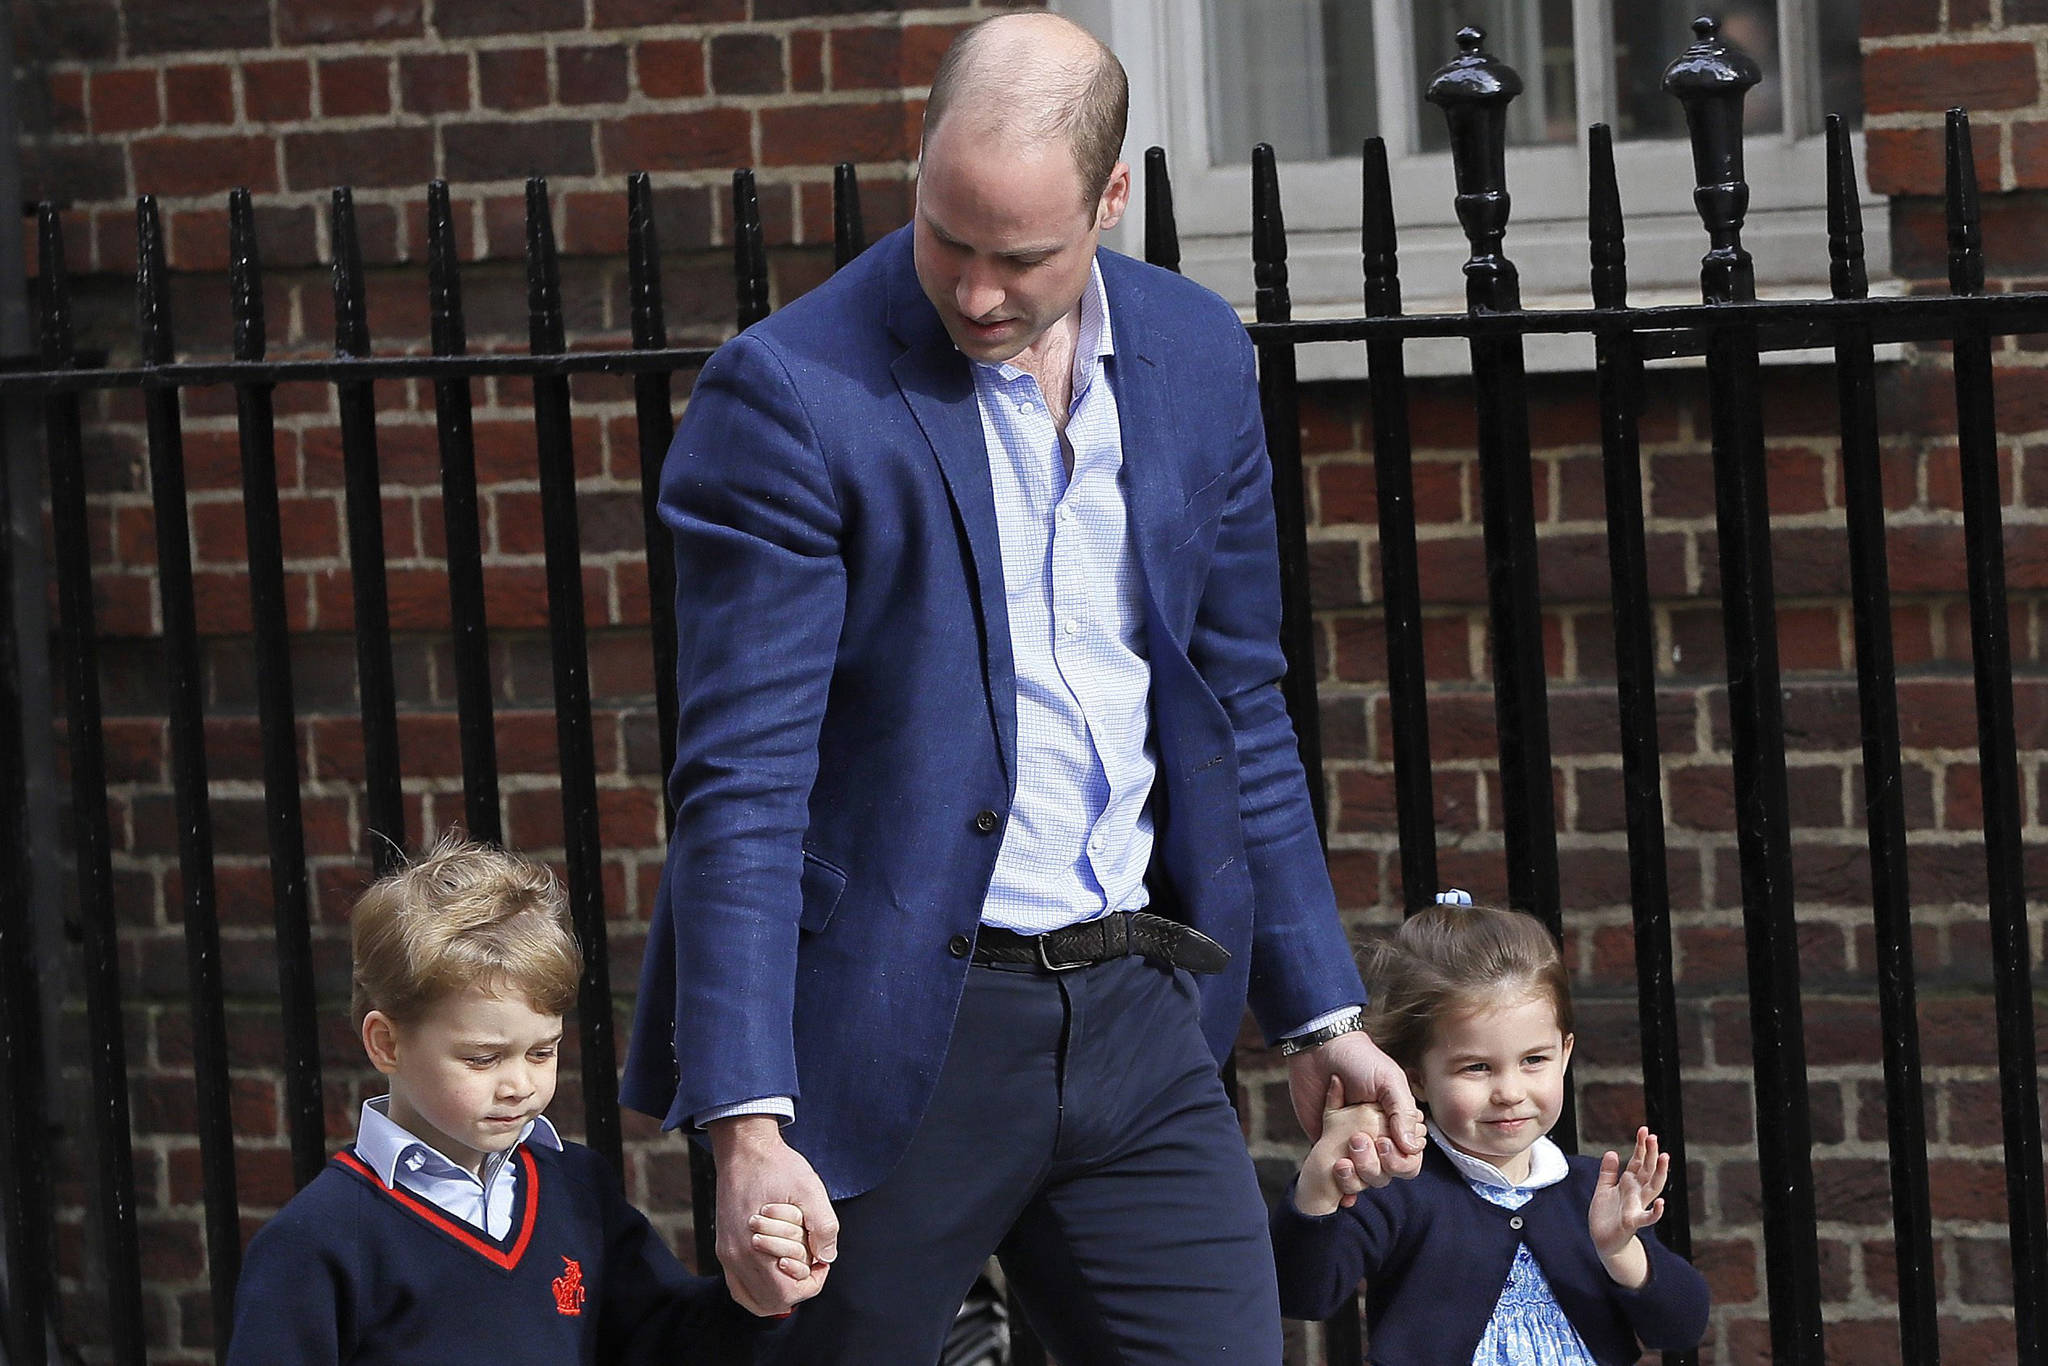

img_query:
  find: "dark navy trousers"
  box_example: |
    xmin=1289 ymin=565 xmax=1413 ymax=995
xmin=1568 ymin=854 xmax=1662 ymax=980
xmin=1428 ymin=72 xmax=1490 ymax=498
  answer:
xmin=759 ymin=953 xmax=1282 ymax=1364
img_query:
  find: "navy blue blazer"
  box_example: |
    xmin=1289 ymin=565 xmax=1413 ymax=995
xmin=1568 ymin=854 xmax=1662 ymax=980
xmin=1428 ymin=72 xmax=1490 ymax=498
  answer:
xmin=619 ymin=226 xmax=1366 ymax=1199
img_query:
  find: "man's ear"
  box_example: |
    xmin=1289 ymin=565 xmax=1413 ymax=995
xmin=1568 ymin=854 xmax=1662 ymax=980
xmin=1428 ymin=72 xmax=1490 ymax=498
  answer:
xmin=362 ymin=1010 xmax=403 ymax=1077
xmin=1096 ymin=159 xmax=1131 ymax=231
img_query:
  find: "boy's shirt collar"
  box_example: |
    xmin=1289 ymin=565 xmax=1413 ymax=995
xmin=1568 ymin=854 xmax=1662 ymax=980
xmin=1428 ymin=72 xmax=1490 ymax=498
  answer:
xmin=354 ymin=1105 xmax=561 ymax=1204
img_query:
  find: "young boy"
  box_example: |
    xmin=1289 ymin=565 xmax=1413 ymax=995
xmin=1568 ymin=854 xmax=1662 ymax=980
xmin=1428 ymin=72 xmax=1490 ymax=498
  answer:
xmin=227 ymin=835 xmax=821 ymax=1364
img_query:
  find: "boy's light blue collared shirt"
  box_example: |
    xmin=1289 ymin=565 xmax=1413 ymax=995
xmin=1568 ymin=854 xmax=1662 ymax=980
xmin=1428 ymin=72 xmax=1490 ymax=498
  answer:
xmin=355 ymin=1097 xmax=562 ymax=1240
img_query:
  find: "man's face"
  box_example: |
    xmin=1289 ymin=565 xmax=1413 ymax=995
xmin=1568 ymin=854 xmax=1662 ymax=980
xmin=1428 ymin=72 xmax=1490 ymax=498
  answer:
xmin=912 ymin=119 xmax=1128 ymax=366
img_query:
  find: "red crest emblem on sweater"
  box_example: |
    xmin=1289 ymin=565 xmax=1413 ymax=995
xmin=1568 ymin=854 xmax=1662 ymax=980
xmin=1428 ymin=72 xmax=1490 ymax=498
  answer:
xmin=552 ymin=1257 xmax=586 ymax=1316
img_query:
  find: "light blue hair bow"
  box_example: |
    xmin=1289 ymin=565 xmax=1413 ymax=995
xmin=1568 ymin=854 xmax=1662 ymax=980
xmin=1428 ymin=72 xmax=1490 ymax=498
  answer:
xmin=1434 ymin=888 xmax=1473 ymax=906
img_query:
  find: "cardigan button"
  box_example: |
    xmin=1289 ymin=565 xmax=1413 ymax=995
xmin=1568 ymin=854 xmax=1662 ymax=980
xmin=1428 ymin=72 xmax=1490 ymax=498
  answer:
xmin=1508 ymin=1215 xmax=1524 ymax=1231
xmin=973 ymin=809 xmax=1001 ymax=834
xmin=948 ymin=934 xmax=972 ymax=959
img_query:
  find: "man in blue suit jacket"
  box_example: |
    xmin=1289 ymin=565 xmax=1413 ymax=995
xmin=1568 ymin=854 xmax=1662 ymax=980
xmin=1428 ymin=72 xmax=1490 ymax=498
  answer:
xmin=622 ymin=13 xmax=1423 ymax=1361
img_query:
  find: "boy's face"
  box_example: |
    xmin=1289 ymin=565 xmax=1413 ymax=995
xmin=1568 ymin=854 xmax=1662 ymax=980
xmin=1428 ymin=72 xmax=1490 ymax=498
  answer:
xmin=363 ymin=985 xmax=563 ymax=1177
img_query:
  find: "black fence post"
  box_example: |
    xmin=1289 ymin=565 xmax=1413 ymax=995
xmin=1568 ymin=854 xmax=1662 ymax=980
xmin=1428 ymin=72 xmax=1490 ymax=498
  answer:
xmin=0 ymin=259 xmax=52 ymax=1366
xmin=1585 ymin=127 xmax=1695 ymax=1366
xmin=734 ymin=169 xmax=770 ymax=330
xmin=1942 ymin=108 xmax=2048 ymax=1366
xmin=524 ymin=177 xmax=623 ymax=1174
xmin=426 ymin=179 xmax=504 ymax=846
xmin=35 ymin=202 xmax=147 ymax=1366
xmin=330 ymin=187 xmax=407 ymax=872
xmin=137 ymin=195 xmax=243 ymax=1361
xmin=228 ymin=188 xmax=326 ymax=1193
xmin=833 ymin=162 xmax=866 ymax=270
xmin=1143 ymin=146 xmax=1179 ymax=275
xmin=1664 ymin=21 xmax=1824 ymax=1366
xmin=1251 ymin=143 xmax=1328 ymax=841
xmin=1360 ymin=136 xmax=1437 ymax=913
xmin=1426 ymin=28 xmax=1565 ymax=974
xmin=1822 ymin=116 xmax=1940 ymax=1366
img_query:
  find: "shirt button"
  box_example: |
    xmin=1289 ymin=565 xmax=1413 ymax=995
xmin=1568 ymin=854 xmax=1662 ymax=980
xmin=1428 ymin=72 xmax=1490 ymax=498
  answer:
xmin=1509 ymin=1215 xmax=1524 ymax=1231
xmin=1063 ymin=620 xmax=1077 ymax=635
xmin=948 ymin=934 xmax=972 ymax=958
xmin=973 ymin=809 xmax=1000 ymax=834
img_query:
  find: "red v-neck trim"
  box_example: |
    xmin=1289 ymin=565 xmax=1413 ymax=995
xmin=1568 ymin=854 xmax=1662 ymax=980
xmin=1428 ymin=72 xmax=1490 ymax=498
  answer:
xmin=333 ymin=1147 xmax=541 ymax=1270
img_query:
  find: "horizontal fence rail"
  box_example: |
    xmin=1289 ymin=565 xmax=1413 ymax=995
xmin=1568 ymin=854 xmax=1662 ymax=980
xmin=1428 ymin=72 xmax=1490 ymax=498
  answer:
xmin=2 ymin=19 xmax=2047 ymax=1366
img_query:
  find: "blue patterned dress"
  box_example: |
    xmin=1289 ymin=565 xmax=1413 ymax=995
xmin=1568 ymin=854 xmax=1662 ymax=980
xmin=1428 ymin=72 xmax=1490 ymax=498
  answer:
xmin=1431 ymin=1130 xmax=1601 ymax=1366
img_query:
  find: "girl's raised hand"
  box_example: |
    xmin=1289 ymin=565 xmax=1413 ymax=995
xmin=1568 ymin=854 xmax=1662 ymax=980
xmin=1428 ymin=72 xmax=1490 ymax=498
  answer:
xmin=1589 ymin=1127 xmax=1668 ymax=1284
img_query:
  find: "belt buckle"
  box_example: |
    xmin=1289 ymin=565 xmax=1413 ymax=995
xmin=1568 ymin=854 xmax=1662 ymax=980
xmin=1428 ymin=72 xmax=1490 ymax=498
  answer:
xmin=1035 ymin=933 xmax=1090 ymax=972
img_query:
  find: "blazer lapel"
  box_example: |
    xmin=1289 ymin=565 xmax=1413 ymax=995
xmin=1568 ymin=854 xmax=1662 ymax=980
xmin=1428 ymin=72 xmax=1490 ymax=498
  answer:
xmin=887 ymin=257 xmax=1018 ymax=785
xmin=1101 ymin=262 xmax=1190 ymax=630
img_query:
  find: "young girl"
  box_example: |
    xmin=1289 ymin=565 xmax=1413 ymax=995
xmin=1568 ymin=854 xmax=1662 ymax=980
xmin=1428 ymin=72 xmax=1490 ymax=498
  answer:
xmin=1269 ymin=893 xmax=1709 ymax=1365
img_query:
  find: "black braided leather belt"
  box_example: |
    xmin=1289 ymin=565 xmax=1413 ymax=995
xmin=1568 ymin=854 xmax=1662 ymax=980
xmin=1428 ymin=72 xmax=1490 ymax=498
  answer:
xmin=971 ymin=911 xmax=1231 ymax=975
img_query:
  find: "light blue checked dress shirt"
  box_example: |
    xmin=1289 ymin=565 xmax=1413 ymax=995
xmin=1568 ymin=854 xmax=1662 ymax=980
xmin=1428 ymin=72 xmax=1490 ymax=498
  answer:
xmin=974 ymin=262 xmax=1155 ymax=933
xmin=354 ymin=1096 xmax=562 ymax=1239
xmin=1432 ymin=1127 xmax=1600 ymax=1366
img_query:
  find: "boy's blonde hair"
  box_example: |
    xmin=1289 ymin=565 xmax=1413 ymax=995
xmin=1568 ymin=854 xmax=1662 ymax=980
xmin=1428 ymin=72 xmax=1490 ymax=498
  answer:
xmin=1362 ymin=901 xmax=1573 ymax=1078
xmin=350 ymin=832 xmax=582 ymax=1028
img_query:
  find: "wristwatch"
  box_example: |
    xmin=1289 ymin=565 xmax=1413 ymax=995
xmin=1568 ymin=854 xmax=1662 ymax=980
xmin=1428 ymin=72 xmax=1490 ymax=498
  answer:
xmin=1277 ymin=1007 xmax=1366 ymax=1057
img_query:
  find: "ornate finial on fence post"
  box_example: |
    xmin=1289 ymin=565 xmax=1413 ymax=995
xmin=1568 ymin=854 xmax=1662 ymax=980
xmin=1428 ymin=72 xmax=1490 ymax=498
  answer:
xmin=1250 ymin=143 xmax=1289 ymax=323
xmin=1664 ymin=15 xmax=1761 ymax=304
xmin=1427 ymin=27 xmax=1523 ymax=312
xmin=1144 ymin=146 xmax=1180 ymax=274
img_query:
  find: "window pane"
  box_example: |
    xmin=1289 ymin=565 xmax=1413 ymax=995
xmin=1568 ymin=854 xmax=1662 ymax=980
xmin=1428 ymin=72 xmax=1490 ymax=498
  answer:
xmin=1817 ymin=0 xmax=1863 ymax=129
xmin=1202 ymin=0 xmax=1378 ymax=163
xmin=1612 ymin=1 xmax=1782 ymax=140
xmin=1412 ymin=0 xmax=1577 ymax=153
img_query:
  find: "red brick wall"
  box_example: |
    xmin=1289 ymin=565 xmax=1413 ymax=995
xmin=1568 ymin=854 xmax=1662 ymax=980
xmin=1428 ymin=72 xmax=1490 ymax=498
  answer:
xmin=11 ymin=3 xmax=2048 ymax=1365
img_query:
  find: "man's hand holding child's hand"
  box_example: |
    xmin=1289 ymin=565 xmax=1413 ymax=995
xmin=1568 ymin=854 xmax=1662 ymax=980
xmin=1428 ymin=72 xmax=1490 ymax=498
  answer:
xmin=737 ymin=1202 xmax=830 ymax=1315
xmin=1295 ymin=1077 xmax=1422 ymax=1217
xmin=1589 ymin=1127 xmax=1669 ymax=1290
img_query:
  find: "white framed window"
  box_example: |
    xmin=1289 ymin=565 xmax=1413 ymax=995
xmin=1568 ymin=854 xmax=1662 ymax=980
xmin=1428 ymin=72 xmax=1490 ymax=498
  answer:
xmin=1060 ymin=1 xmax=1883 ymax=374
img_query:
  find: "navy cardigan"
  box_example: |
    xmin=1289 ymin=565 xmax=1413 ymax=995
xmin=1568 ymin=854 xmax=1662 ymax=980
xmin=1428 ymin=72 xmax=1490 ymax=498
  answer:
xmin=1271 ymin=1144 xmax=1709 ymax=1365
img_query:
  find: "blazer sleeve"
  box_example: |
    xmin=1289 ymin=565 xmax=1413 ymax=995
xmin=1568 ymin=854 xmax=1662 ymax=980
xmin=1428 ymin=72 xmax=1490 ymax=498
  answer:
xmin=655 ymin=331 xmax=848 ymax=1122
xmin=1184 ymin=312 xmax=1365 ymax=1038
xmin=1269 ymin=1175 xmax=1410 ymax=1321
xmin=1609 ymin=1223 xmax=1712 ymax=1351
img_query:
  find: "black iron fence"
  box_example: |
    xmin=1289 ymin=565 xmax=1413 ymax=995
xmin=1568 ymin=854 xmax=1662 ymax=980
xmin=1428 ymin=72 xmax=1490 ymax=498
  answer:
xmin=5 ymin=18 xmax=2048 ymax=1366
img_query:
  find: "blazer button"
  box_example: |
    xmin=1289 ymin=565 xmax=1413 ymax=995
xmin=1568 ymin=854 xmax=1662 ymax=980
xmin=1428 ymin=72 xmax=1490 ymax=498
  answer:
xmin=1508 ymin=1215 xmax=1524 ymax=1231
xmin=948 ymin=934 xmax=972 ymax=959
xmin=973 ymin=809 xmax=1001 ymax=834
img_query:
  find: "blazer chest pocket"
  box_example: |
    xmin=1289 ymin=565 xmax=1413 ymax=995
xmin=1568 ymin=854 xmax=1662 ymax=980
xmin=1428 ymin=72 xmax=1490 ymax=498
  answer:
xmin=799 ymin=852 xmax=848 ymax=934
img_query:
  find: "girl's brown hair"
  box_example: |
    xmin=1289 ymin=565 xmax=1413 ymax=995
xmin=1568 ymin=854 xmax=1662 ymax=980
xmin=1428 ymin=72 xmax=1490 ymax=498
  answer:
xmin=350 ymin=832 xmax=582 ymax=1028
xmin=1361 ymin=901 xmax=1573 ymax=1077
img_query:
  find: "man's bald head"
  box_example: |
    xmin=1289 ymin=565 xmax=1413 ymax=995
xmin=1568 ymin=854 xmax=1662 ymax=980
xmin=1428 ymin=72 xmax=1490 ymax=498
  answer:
xmin=923 ymin=13 xmax=1129 ymax=207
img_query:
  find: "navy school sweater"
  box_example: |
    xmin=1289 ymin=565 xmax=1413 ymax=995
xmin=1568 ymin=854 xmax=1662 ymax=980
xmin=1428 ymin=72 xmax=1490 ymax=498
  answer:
xmin=226 ymin=1140 xmax=759 ymax=1366
xmin=1270 ymin=1144 xmax=1710 ymax=1366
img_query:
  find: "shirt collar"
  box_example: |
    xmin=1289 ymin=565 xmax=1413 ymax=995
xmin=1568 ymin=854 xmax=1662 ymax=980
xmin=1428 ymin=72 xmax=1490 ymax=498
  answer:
xmin=1428 ymin=1121 xmax=1570 ymax=1192
xmin=983 ymin=257 xmax=1117 ymax=386
xmin=355 ymin=1096 xmax=562 ymax=1189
